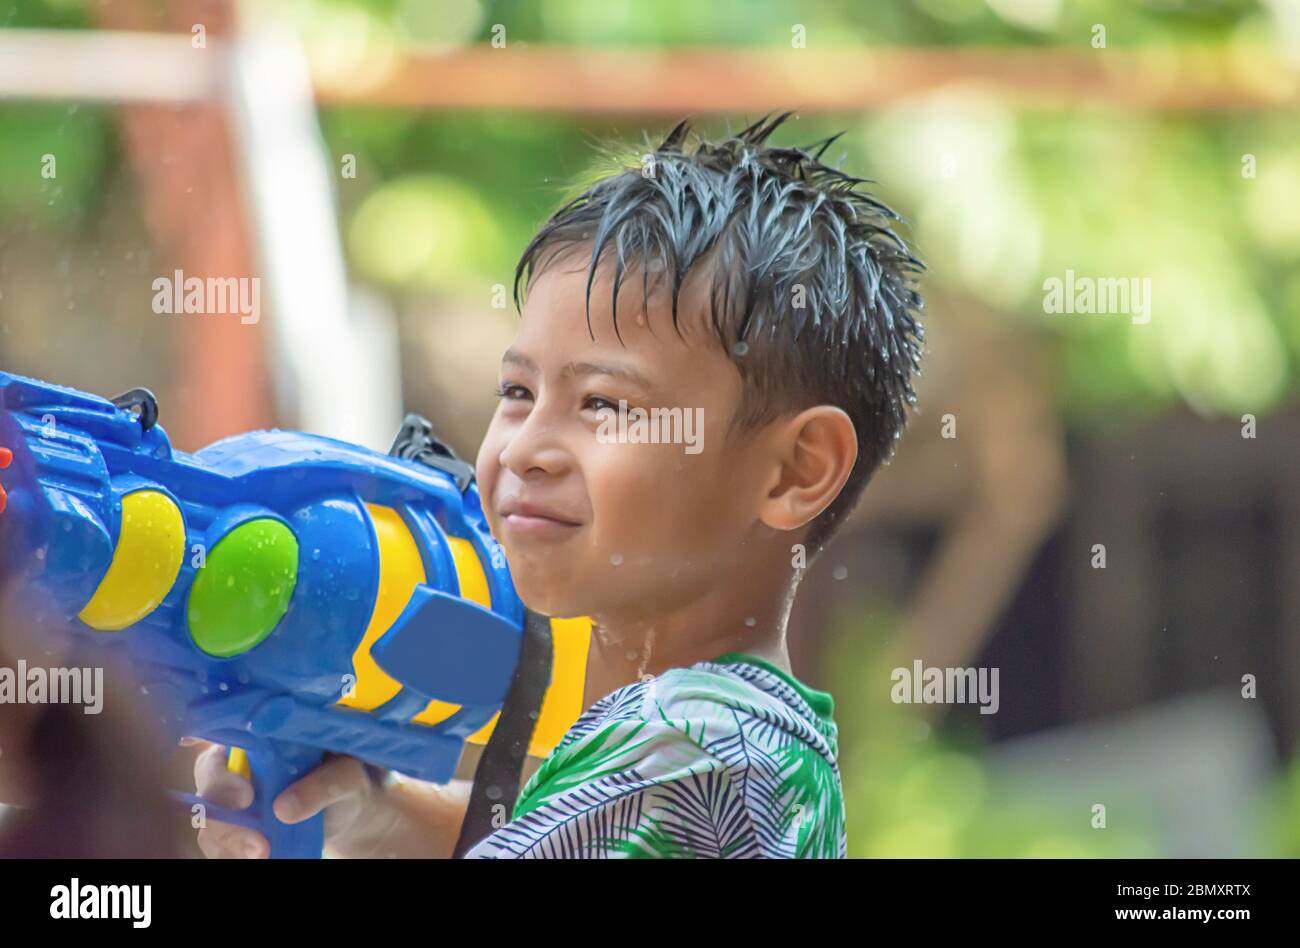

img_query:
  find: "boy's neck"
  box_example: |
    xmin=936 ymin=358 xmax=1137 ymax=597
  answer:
xmin=581 ymin=567 xmax=800 ymax=712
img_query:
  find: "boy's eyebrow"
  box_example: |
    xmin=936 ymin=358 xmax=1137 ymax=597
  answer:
xmin=501 ymin=349 xmax=537 ymax=373
xmin=564 ymin=361 xmax=652 ymax=388
xmin=501 ymin=349 xmax=653 ymax=388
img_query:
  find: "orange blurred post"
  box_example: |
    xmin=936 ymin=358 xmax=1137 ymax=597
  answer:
xmin=93 ymin=0 xmax=273 ymax=449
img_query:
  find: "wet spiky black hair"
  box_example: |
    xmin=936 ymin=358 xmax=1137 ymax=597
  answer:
xmin=513 ymin=113 xmax=925 ymax=557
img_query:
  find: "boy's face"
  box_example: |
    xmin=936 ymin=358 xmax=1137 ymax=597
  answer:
xmin=476 ymin=256 xmax=779 ymax=621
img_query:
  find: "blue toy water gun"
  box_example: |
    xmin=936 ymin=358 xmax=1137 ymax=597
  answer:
xmin=0 ymin=370 xmax=589 ymax=857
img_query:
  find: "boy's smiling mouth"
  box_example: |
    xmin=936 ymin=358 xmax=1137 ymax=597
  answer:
xmin=498 ymin=498 xmax=584 ymax=537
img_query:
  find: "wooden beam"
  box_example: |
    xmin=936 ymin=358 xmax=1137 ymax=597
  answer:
xmin=0 ymin=28 xmax=218 ymax=103
xmin=316 ymin=45 xmax=1300 ymax=113
xmin=0 ymin=32 xmax=1296 ymax=112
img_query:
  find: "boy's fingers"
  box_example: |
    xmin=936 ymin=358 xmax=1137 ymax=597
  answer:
xmin=273 ymin=755 xmax=369 ymax=824
xmin=197 ymin=821 xmax=268 ymax=859
xmin=194 ymin=744 xmax=253 ymax=810
xmin=192 ymin=746 xmax=265 ymax=857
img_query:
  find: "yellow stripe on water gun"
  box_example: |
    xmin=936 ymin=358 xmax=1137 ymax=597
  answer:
xmin=337 ymin=505 xmax=427 ymax=711
xmin=78 ymin=490 xmax=186 ymax=632
xmin=340 ymin=504 xmax=590 ymax=760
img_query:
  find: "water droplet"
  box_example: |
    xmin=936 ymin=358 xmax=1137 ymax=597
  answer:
xmin=832 ymin=566 xmax=848 ymax=580
xmin=610 ymin=553 xmax=623 ymax=566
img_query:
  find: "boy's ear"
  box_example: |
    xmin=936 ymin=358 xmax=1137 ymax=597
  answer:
xmin=757 ymin=406 xmax=858 ymax=533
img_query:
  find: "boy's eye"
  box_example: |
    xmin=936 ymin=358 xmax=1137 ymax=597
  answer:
xmin=495 ymin=383 xmax=532 ymax=401
xmin=584 ymin=395 xmax=623 ymax=415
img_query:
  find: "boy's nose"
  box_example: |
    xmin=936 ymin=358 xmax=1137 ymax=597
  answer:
xmin=498 ymin=420 xmax=570 ymax=479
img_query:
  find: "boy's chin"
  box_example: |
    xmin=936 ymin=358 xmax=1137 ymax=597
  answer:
xmin=510 ymin=574 xmax=585 ymax=620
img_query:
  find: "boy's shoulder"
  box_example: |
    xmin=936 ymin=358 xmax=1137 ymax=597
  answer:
xmin=471 ymin=654 xmax=846 ymax=858
xmin=559 ymin=655 xmax=840 ymax=768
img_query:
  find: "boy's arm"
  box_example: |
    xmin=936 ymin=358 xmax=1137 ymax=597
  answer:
xmin=326 ymin=739 xmax=544 ymax=859
xmin=193 ymin=743 xmax=471 ymax=859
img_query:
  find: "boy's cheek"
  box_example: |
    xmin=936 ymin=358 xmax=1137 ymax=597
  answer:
xmin=473 ymin=430 xmax=496 ymax=484
xmin=474 ymin=439 xmax=502 ymax=505
xmin=599 ymin=443 xmax=707 ymax=506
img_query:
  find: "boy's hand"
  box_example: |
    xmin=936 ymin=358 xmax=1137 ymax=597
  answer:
xmin=190 ymin=741 xmax=375 ymax=859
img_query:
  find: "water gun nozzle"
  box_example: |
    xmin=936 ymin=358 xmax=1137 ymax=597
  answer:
xmin=0 ymin=445 xmax=12 ymax=515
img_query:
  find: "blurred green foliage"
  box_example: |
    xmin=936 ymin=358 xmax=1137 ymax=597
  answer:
xmin=1258 ymin=753 xmax=1300 ymax=857
xmin=4 ymin=0 xmax=1295 ymax=417
xmin=0 ymin=104 xmax=113 ymax=227
xmin=255 ymin=0 xmax=1278 ymax=50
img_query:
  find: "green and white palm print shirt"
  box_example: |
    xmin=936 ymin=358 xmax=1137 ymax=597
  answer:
xmin=465 ymin=652 xmax=846 ymax=858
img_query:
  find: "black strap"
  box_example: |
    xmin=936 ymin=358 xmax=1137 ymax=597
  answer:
xmin=452 ymin=608 xmax=554 ymax=858
xmin=388 ymin=413 xmax=476 ymax=492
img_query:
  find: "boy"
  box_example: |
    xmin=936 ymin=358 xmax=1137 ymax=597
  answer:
xmin=195 ymin=113 xmax=924 ymax=859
